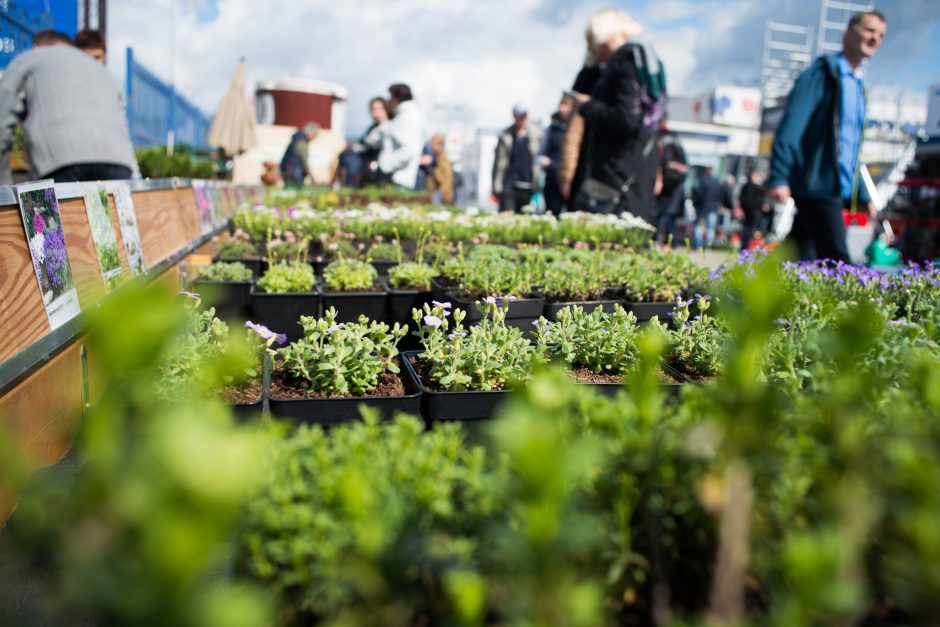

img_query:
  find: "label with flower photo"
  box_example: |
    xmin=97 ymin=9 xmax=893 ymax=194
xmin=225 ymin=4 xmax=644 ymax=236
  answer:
xmin=83 ymin=184 xmax=124 ymax=291
xmin=107 ymin=181 xmax=146 ymax=276
xmin=15 ymin=180 xmax=81 ymax=330
xmin=193 ymin=180 xmax=214 ymax=235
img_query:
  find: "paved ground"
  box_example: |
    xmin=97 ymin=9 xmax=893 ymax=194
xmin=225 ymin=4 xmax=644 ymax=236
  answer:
xmin=668 ymin=246 xmax=738 ymax=271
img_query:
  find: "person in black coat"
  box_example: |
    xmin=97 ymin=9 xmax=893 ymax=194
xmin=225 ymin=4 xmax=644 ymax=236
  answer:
xmin=573 ymin=8 xmax=665 ymax=223
xmin=738 ymin=170 xmax=769 ymax=248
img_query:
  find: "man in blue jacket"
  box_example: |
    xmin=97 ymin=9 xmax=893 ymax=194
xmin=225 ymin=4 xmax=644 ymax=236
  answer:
xmin=768 ymin=10 xmax=886 ymax=262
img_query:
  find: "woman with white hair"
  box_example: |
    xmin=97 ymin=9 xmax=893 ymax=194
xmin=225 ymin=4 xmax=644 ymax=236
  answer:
xmin=570 ymin=7 xmax=666 ymax=223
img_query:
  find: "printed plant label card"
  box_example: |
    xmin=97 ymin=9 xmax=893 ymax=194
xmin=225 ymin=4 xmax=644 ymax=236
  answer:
xmin=108 ymin=181 xmax=146 ymax=276
xmin=16 ymin=180 xmax=81 ymax=330
xmin=193 ymin=180 xmax=214 ymax=235
xmin=83 ymin=185 xmax=124 ymax=291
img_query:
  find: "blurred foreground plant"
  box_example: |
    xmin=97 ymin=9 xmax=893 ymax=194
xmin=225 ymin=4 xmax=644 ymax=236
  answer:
xmin=0 ymin=281 xmax=276 ymax=627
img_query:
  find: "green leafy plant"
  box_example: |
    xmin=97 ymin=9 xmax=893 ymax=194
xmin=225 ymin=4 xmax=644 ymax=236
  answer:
xmin=366 ymin=240 xmax=400 ymax=262
xmin=533 ymin=304 xmax=643 ymax=374
xmin=388 ymin=261 xmax=436 ymax=290
xmin=412 ymin=300 xmax=536 ymax=391
xmin=322 ymin=258 xmax=378 ymax=291
xmin=275 ymin=307 xmax=406 ymax=395
xmin=157 ymin=294 xmax=231 ymax=397
xmin=236 ymin=413 xmax=506 ymax=624
xmin=216 ymin=238 xmax=258 ymax=260
xmin=257 ymin=262 xmax=315 ymax=294
xmin=662 ymin=294 xmax=726 ymax=379
xmin=193 ymin=261 xmax=253 ymax=283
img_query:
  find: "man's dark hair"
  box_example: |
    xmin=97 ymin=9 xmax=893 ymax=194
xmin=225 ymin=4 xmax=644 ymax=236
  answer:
xmin=388 ymin=83 xmax=413 ymax=102
xmin=848 ymin=10 xmax=886 ymax=29
xmin=74 ymin=29 xmax=106 ymax=51
xmin=32 ymin=30 xmax=73 ymax=47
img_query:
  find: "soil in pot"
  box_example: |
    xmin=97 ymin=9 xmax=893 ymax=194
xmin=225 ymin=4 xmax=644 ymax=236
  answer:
xmin=268 ymin=357 xmax=421 ymax=426
xmin=217 ymin=379 xmax=263 ymax=404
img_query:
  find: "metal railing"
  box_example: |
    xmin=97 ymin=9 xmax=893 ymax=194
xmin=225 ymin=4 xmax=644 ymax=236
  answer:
xmin=0 ymin=2 xmax=52 ymax=70
xmin=125 ymin=47 xmax=210 ymax=151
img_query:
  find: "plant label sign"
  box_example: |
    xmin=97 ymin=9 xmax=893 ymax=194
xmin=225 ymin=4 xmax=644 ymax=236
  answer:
xmin=15 ymin=180 xmax=81 ymax=330
xmin=193 ymin=180 xmax=214 ymax=235
xmin=108 ymin=181 xmax=146 ymax=276
xmin=83 ymin=184 xmax=124 ymax=292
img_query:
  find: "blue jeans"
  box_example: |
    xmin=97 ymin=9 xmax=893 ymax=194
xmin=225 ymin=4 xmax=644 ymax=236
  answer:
xmin=694 ymin=211 xmax=717 ymax=249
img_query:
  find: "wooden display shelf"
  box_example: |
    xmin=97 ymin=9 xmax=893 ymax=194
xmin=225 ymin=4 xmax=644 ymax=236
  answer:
xmin=0 ymin=178 xmax=256 ymax=524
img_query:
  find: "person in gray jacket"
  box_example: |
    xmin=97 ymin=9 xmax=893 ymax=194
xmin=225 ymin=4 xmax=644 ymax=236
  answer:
xmin=0 ymin=30 xmax=136 ymax=185
xmin=492 ymin=104 xmax=542 ymax=212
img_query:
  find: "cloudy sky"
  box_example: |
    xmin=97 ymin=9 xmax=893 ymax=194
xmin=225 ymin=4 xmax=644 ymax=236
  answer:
xmin=108 ymin=0 xmax=940 ymax=137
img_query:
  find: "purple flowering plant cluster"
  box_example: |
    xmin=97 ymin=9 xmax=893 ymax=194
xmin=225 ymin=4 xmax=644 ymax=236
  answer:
xmin=275 ymin=307 xmax=406 ymax=396
xmin=412 ymin=298 xmax=536 ymax=391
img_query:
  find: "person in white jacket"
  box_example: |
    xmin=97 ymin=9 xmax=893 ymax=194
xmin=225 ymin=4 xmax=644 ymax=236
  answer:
xmin=377 ymin=83 xmax=427 ymax=190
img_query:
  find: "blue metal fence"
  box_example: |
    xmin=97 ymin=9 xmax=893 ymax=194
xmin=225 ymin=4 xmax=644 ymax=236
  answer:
xmin=0 ymin=2 xmax=54 ymax=70
xmin=125 ymin=47 xmax=210 ymax=150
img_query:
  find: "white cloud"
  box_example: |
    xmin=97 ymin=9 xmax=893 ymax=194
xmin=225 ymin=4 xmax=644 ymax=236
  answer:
xmin=107 ymin=0 xmax=938 ymax=141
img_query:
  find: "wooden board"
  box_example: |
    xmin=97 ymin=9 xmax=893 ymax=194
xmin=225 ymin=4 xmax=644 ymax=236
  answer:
xmin=0 ymin=204 xmax=51 ymax=361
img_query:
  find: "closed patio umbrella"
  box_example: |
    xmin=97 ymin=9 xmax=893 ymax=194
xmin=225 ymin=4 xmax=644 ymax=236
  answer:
xmin=207 ymin=59 xmax=257 ymax=155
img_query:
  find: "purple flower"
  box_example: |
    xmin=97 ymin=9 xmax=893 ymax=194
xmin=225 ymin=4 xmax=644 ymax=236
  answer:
xmin=179 ymin=290 xmax=201 ymax=301
xmin=42 ymin=228 xmax=69 ymax=289
xmin=483 ymin=296 xmax=497 ymax=305
xmin=775 ymin=317 xmax=791 ymax=327
xmin=531 ymin=319 xmax=541 ymax=326
xmin=245 ymin=320 xmax=285 ymax=343
xmin=32 ymin=213 xmax=46 ymax=235
xmin=424 ymin=314 xmax=443 ymax=328
xmin=327 ymin=325 xmax=340 ymax=333
xmin=448 ymin=332 xmax=466 ymax=339
xmin=431 ymin=300 xmax=452 ymax=309
xmin=887 ymin=319 xmax=907 ymax=327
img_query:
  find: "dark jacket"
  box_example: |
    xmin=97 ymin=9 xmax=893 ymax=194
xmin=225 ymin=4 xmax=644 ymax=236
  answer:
xmin=280 ymin=130 xmax=310 ymax=184
xmin=693 ymin=172 xmax=722 ymax=215
xmin=579 ymin=43 xmax=660 ymax=221
xmin=541 ymin=113 xmax=567 ymax=173
xmin=768 ymin=53 xmax=871 ymax=205
xmin=739 ymin=181 xmax=766 ymax=218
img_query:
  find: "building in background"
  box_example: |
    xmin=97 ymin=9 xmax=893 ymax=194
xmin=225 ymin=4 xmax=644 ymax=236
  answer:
xmin=232 ymin=78 xmax=348 ymax=185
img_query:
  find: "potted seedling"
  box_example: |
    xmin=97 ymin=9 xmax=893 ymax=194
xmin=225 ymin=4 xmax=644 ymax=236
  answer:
xmin=214 ymin=229 xmax=263 ymax=277
xmin=251 ymin=244 xmax=318 ymax=341
xmin=319 ymin=258 xmax=387 ymax=324
xmin=190 ymin=261 xmax=254 ymax=320
xmin=268 ymin=308 xmax=418 ymax=425
xmin=402 ymin=299 xmax=536 ymax=422
xmin=532 ymin=304 xmax=685 ymax=393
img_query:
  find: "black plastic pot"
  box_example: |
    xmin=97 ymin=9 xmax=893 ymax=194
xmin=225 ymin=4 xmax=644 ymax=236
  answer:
xmin=268 ymin=364 xmax=422 ymax=426
xmin=250 ymin=287 xmax=320 ymax=341
xmin=319 ymin=282 xmax=388 ymax=324
xmin=382 ymin=278 xmax=433 ymax=351
xmin=450 ymin=293 xmax=545 ymax=322
xmin=430 ymin=276 xmax=461 ymax=300
xmin=231 ymin=398 xmax=263 ymax=421
xmin=212 ymin=257 xmax=263 ymax=278
xmin=623 ymin=301 xmax=676 ymax=322
xmin=371 ymin=260 xmax=398 ymax=276
xmin=542 ymin=299 xmax=621 ymax=321
xmin=402 ymin=351 xmax=510 ymax=423
xmin=191 ymin=280 xmax=253 ymax=320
